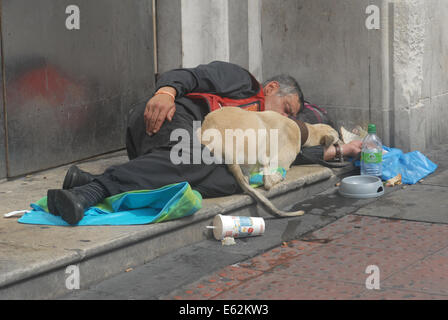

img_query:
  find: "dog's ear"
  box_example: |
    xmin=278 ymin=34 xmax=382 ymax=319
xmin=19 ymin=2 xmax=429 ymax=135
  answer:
xmin=321 ymin=135 xmax=337 ymax=148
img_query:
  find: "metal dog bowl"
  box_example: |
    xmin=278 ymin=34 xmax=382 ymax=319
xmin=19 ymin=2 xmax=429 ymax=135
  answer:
xmin=339 ymin=175 xmax=384 ymax=199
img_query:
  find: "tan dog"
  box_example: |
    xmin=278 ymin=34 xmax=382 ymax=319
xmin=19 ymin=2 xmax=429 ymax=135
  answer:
xmin=199 ymin=107 xmax=340 ymax=218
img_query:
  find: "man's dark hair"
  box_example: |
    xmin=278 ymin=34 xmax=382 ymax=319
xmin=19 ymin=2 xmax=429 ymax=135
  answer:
xmin=262 ymin=74 xmax=305 ymax=110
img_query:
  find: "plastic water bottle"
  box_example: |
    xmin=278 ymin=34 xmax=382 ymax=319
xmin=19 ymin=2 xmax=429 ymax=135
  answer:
xmin=361 ymin=124 xmax=383 ymax=177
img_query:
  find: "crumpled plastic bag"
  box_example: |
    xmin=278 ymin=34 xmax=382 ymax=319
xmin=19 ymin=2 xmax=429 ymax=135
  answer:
xmin=356 ymin=146 xmax=437 ymax=185
xmin=381 ymin=146 xmax=437 ymax=184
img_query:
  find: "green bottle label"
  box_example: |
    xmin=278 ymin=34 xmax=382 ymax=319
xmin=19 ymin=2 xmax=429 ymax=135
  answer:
xmin=362 ymin=151 xmax=382 ymax=164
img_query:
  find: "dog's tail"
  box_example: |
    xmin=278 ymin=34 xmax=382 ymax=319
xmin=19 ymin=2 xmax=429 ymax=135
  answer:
xmin=228 ymin=164 xmax=305 ymax=218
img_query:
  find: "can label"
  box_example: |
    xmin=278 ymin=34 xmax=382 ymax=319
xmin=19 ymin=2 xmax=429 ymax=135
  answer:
xmin=213 ymin=214 xmax=265 ymax=240
xmin=361 ymin=151 xmax=382 ymax=164
xmin=231 ymin=216 xmax=261 ymax=238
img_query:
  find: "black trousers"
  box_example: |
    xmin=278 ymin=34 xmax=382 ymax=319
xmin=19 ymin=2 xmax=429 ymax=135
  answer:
xmin=95 ymin=100 xmax=243 ymax=198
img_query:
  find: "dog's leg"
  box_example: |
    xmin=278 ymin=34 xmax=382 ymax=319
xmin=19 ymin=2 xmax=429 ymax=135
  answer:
xmin=263 ymin=170 xmax=284 ymax=190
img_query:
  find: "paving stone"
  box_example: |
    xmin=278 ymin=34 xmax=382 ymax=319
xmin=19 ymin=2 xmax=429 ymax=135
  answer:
xmin=214 ymin=273 xmax=365 ymax=300
xmin=420 ymin=168 xmax=448 ymax=187
xmin=236 ymin=240 xmax=322 ymax=272
xmin=163 ymin=265 xmax=263 ymax=300
xmin=64 ymin=245 xmax=250 ymax=300
xmin=163 ymin=215 xmax=448 ymax=300
xmin=329 ymin=215 xmax=448 ymax=254
xmin=383 ymin=254 xmax=448 ymax=296
xmin=353 ymin=288 xmax=448 ymax=300
xmin=270 ymin=244 xmax=424 ymax=285
xmin=355 ymin=184 xmax=448 ymax=224
xmin=299 ymin=215 xmax=377 ymax=243
xmin=433 ymin=246 xmax=448 ymax=257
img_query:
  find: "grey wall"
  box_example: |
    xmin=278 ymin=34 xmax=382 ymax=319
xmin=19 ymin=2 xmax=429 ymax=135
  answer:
xmin=157 ymin=0 xmax=392 ymax=144
xmin=1 ymin=0 xmax=155 ymax=178
xmin=2 ymin=0 xmax=445 ymax=180
xmin=156 ymin=0 xmax=250 ymax=73
xmin=156 ymin=0 xmax=448 ymax=152
xmin=260 ymin=0 xmax=390 ymax=145
xmin=0 ymin=61 xmax=6 ymax=179
xmin=156 ymin=0 xmax=182 ymax=73
xmin=229 ymin=0 xmax=249 ymax=70
xmin=260 ymin=0 xmax=448 ymax=152
xmin=392 ymin=0 xmax=448 ymax=151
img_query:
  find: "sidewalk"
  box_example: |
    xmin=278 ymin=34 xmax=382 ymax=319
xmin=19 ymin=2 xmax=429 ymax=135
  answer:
xmin=164 ymin=215 xmax=448 ymax=300
xmin=0 ymin=149 xmax=350 ymax=299
xmin=2 ymin=144 xmax=446 ymax=300
xmin=162 ymin=144 xmax=448 ymax=300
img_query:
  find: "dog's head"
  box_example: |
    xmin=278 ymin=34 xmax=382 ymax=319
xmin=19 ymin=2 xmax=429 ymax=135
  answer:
xmin=305 ymin=123 xmax=340 ymax=148
xmin=319 ymin=125 xmax=340 ymax=147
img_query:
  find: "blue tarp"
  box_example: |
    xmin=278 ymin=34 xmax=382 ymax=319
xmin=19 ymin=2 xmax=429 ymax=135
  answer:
xmin=18 ymin=182 xmax=202 ymax=226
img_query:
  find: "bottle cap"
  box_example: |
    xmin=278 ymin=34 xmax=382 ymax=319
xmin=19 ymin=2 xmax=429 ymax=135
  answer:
xmin=368 ymin=124 xmax=377 ymax=134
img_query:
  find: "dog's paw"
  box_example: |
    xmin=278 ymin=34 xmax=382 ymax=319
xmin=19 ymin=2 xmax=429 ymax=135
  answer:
xmin=263 ymin=172 xmax=284 ymax=190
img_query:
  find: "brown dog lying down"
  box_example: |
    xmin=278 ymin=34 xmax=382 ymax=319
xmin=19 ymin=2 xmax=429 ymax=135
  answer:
xmin=199 ymin=107 xmax=340 ymax=218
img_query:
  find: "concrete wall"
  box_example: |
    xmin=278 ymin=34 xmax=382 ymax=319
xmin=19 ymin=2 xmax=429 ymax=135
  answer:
xmin=392 ymin=0 xmax=448 ymax=151
xmin=0 ymin=69 xmax=6 ymax=179
xmin=0 ymin=0 xmax=155 ymax=178
xmin=156 ymin=0 xmax=252 ymax=73
xmin=156 ymin=0 xmax=448 ymax=152
xmin=0 ymin=58 xmax=6 ymax=179
xmin=259 ymin=0 xmax=448 ymax=151
xmin=156 ymin=0 xmax=182 ymax=73
xmin=260 ymin=0 xmax=386 ymax=142
xmin=1 ymin=0 xmax=443 ymax=179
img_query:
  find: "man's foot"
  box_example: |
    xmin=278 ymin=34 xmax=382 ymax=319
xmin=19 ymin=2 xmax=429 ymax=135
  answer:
xmin=47 ymin=189 xmax=89 ymax=225
xmin=63 ymin=165 xmax=95 ymax=190
xmin=47 ymin=189 xmax=60 ymax=216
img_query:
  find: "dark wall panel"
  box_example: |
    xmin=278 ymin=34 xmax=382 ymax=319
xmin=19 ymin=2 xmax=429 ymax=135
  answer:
xmin=0 ymin=59 xmax=5 ymax=179
xmin=2 ymin=0 xmax=155 ymax=177
xmin=260 ymin=0 xmax=376 ymax=132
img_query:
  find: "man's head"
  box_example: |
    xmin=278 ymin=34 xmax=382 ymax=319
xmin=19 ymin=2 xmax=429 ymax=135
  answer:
xmin=262 ymin=75 xmax=304 ymax=118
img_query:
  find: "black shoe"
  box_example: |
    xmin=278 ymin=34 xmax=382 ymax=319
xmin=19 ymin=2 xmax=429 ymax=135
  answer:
xmin=47 ymin=189 xmax=89 ymax=225
xmin=63 ymin=165 xmax=95 ymax=190
xmin=47 ymin=189 xmax=60 ymax=216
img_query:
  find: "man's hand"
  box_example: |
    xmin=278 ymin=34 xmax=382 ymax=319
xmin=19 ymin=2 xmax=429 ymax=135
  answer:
xmin=341 ymin=140 xmax=362 ymax=158
xmin=324 ymin=140 xmax=362 ymax=161
xmin=144 ymin=87 xmax=177 ymax=135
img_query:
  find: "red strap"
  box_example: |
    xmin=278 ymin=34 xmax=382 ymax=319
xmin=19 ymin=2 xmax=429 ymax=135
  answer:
xmin=186 ymin=86 xmax=265 ymax=113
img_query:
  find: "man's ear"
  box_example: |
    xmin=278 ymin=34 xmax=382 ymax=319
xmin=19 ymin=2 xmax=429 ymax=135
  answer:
xmin=263 ymin=81 xmax=280 ymax=96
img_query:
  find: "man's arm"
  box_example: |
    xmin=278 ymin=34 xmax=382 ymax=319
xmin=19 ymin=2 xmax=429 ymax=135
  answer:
xmin=146 ymin=61 xmax=258 ymax=135
xmin=155 ymin=61 xmax=257 ymax=98
xmin=294 ymin=141 xmax=362 ymax=165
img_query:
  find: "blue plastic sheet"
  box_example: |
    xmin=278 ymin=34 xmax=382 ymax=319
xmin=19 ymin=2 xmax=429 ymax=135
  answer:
xmin=356 ymin=146 xmax=437 ymax=184
xmin=249 ymin=167 xmax=287 ymax=187
xmin=18 ymin=182 xmax=202 ymax=226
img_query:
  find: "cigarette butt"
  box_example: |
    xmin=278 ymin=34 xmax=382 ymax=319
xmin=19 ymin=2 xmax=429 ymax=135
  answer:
xmin=4 ymin=210 xmax=29 ymax=218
